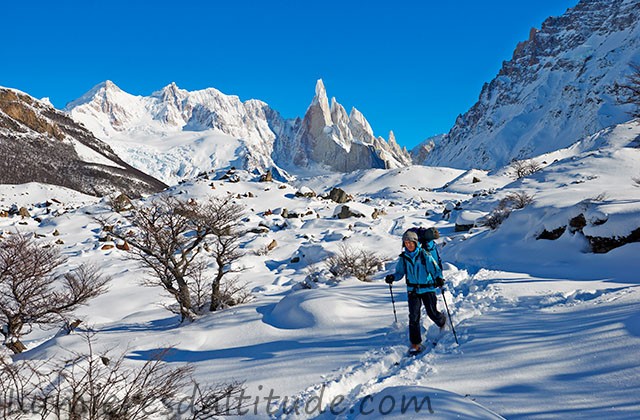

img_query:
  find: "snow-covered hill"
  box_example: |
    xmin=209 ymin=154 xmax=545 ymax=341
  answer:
xmin=0 ymin=87 xmax=167 ymax=197
xmin=2 ymin=117 xmax=639 ymax=418
xmin=66 ymin=80 xmax=411 ymax=185
xmin=422 ymin=0 xmax=640 ymax=170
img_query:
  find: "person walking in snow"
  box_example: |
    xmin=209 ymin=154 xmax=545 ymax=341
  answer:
xmin=385 ymin=229 xmax=446 ymax=353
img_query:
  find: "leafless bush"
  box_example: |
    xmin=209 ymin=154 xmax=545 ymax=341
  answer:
xmin=482 ymin=191 xmax=534 ymax=230
xmin=482 ymin=207 xmax=513 ymax=230
xmin=511 ymin=159 xmax=541 ymax=179
xmin=326 ymin=243 xmax=387 ymax=282
xmin=100 ymin=195 xmax=246 ymax=321
xmin=0 ymin=334 xmax=245 ymax=419
xmin=0 ymin=233 xmax=109 ymax=354
xmin=214 ymin=277 xmax=253 ymax=309
xmin=616 ymin=62 xmax=640 ymax=118
xmin=0 ymin=358 xmax=45 ymax=419
xmin=501 ymin=191 xmax=534 ymax=209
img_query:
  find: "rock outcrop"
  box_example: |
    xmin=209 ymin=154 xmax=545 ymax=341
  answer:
xmin=0 ymin=87 xmax=167 ymax=197
xmin=422 ymin=0 xmax=640 ymax=170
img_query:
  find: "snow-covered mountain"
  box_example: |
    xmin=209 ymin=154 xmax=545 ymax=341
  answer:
xmin=422 ymin=0 xmax=640 ymax=170
xmin=0 ymin=87 xmax=167 ymax=197
xmin=2 ymin=115 xmax=638 ymax=417
xmin=280 ymin=80 xmax=412 ymax=173
xmin=66 ymin=80 xmax=411 ymax=184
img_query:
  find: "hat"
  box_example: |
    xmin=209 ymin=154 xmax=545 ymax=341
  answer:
xmin=402 ymin=230 xmax=419 ymax=244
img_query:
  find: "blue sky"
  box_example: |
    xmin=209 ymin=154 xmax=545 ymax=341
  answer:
xmin=2 ymin=0 xmax=578 ymax=149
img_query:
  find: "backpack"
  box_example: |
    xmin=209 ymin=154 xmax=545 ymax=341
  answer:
xmin=406 ymin=226 xmax=439 ymax=247
xmin=406 ymin=227 xmax=442 ymax=270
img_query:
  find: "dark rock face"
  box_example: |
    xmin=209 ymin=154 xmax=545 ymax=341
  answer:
xmin=537 ymin=226 xmax=567 ymax=240
xmin=535 ymin=212 xmax=640 ymax=253
xmin=0 ymin=88 xmax=167 ymax=197
xmin=588 ymin=227 xmax=640 ymax=253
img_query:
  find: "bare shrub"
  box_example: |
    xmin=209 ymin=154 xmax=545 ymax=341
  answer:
xmin=482 ymin=191 xmax=534 ymax=230
xmin=216 ymin=277 xmax=253 ymax=309
xmin=501 ymin=191 xmax=534 ymax=209
xmin=616 ymin=62 xmax=640 ymax=118
xmin=0 ymin=233 xmax=109 ymax=354
xmin=511 ymin=159 xmax=541 ymax=179
xmin=101 ymin=195 xmax=247 ymax=321
xmin=483 ymin=206 xmax=512 ymax=230
xmin=326 ymin=243 xmax=387 ymax=282
xmin=0 ymin=334 xmax=245 ymax=419
xmin=0 ymin=357 xmax=45 ymax=418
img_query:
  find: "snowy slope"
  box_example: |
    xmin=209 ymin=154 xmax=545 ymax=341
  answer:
xmin=2 ymin=118 xmax=639 ymax=418
xmin=423 ymin=0 xmax=640 ymax=170
xmin=0 ymin=86 xmax=167 ymax=197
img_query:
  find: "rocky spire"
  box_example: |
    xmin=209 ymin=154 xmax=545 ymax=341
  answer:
xmin=310 ymin=79 xmax=332 ymax=127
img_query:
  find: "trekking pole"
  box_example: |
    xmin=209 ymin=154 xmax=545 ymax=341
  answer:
xmin=440 ymin=288 xmax=459 ymax=344
xmin=388 ymin=283 xmax=398 ymax=323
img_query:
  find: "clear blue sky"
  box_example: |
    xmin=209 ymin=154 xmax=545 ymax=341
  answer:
xmin=2 ymin=0 xmax=578 ymax=149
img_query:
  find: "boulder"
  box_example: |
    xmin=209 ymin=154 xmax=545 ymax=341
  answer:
xmin=18 ymin=207 xmax=30 ymax=218
xmin=328 ymin=187 xmax=350 ymax=203
xmin=295 ymin=187 xmax=316 ymax=198
xmin=112 ymin=193 xmax=133 ymax=212
xmin=336 ymin=205 xmax=364 ymax=219
xmin=259 ymin=169 xmax=273 ymax=182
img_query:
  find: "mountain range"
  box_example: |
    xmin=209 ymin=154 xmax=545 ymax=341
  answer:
xmin=2 ymin=0 xmax=640 ymax=195
xmin=421 ymin=0 xmax=640 ymax=170
xmin=66 ymin=79 xmax=411 ymax=185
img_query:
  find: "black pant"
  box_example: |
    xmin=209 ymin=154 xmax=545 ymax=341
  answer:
xmin=408 ymin=291 xmax=445 ymax=345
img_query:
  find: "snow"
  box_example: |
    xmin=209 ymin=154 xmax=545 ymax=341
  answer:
xmin=2 ymin=121 xmax=640 ymax=419
xmin=70 ymin=138 xmax=126 ymax=168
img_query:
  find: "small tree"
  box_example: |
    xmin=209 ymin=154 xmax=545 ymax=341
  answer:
xmin=205 ymin=198 xmax=246 ymax=311
xmin=103 ymin=195 xmax=246 ymax=321
xmin=511 ymin=159 xmax=541 ymax=179
xmin=326 ymin=243 xmax=387 ymax=282
xmin=0 ymin=234 xmax=109 ymax=354
xmin=617 ymin=62 xmax=640 ymax=118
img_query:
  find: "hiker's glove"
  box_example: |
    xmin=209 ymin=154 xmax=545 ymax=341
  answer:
xmin=435 ymin=277 xmax=445 ymax=288
xmin=385 ymin=275 xmax=395 ymax=284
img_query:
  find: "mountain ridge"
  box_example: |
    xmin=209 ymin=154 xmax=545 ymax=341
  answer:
xmin=0 ymin=87 xmax=167 ymax=197
xmin=422 ymin=0 xmax=640 ymax=170
xmin=66 ymin=79 xmax=411 ymax=183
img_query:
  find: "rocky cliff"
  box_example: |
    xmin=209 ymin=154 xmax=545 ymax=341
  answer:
xmin=0 ymin=87 xmax=167 ymax=197
xmin=422 ymin=0 xmax=640 ymax=170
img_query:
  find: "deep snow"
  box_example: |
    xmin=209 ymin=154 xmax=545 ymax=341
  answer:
xmin=1 ymin=121 xmax=640 ymax=419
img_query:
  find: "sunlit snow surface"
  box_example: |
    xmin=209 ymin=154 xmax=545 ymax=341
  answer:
xmin=2 ymin=121 xmax=640 ymax=419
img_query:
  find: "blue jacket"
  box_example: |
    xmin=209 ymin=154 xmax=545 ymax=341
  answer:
xmin=390 ymin=244 xmax=440 ymax=294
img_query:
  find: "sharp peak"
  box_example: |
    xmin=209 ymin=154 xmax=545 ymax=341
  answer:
xmin=64 ymin=80 xmax=127 ymax=110
xmin=160 ymin=81 xmax=182 ymax=91
xmin=314 ymin=79 xmax=328 ymax=98
xmin=97 ymin=80 xmax=122 ymax=90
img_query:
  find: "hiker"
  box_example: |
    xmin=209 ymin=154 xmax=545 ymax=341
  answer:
xmin=385 ymin=229 xmax=446 ymax=353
